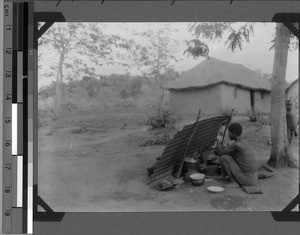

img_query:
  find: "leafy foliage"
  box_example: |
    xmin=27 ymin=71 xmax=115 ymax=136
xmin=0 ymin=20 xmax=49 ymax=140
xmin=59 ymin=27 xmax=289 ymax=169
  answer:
xmin=219 ymin=107 xmax=237 ymax=117
xmin=119 ymin=77 xmax=143 ymax=99
xmin=269 ymin=24 xmax=298 ymax=51
xmin=184 ymin=39 xmax=209 ymax=59
xmin=247 ymin=109 xmax=267 ymax=125
xmin=188 ymin=22 xmax=230 ymax=41
xmin=62 ymin=102 xmax=78 ymax=113
xmin=79 ymin=76 xmax=100 ymax=98
xmin=39 ymin=23 xmax=136 ymax=119
xmin=146 ymin=110 xmax=182 ymax=129
xmin=131 ymin=23 xmax=180 ymax=78
xmin=185 ymin=22 xmax=254 ymax=58
xmin=130 ymin=23 xmax=181 ymax=112
xmin=140 ymin=134 xmax=171 ymax=146
xmin=38 ymin=72 xmax=166 ymax=114
xmin=39 ymin=23 xmax=135 ymax=81
xmin=38 ymin=81 xmax=57 ymax=99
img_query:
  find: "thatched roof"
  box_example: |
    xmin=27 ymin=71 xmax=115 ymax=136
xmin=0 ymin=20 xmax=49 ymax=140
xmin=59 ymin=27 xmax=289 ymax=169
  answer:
xmin=168 ymin=58 xmax=271 ymax=92
xmin=286 ymin=78 xmax=298 ymax=91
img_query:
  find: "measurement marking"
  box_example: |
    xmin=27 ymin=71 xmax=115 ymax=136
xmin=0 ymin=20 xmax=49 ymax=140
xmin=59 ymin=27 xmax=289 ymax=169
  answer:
xmin=17 ymin=155 xmax=23 ymax=207
xmin=4 ymin=1 xmax=14 ymax=233
xmin=28 ymin=163 xmax=33 ymax=234
xmin=5 ymin=164 xmax=12 ymax=170
xmin=12 ymin=104 xmax=18 ymax=155
xmin=4 ymin=210 xmax=12 ymax=214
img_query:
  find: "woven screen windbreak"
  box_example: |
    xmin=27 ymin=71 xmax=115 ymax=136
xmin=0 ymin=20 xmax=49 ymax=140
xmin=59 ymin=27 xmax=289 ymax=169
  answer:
xmin=149 ymin=115 xmax=229 ymax=183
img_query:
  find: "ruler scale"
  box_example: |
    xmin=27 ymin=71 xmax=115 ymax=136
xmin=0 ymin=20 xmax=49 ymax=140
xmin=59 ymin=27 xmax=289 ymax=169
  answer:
xmin=27 ymin=2 xmax=35 ymax=233
xmin=3 ymin=2 xmax=13 ymax=234
xmin=12 ymin=2 xmax=23 ymax=233
xmin=26 ymin=1 xmax=34 ymax=234
xmin=3 ymin=2 xmax=32 ymax=234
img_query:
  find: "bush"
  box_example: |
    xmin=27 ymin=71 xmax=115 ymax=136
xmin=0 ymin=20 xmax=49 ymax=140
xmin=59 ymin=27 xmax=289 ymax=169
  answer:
xmin=146 ymin=110 xmax=181 ymax=129
xmin=61 ymin=102 xmax=78 ymax=113
xmin=114 ymin=100 xmax=136 ymax=108
xmin=140 ymin=134 xmax=171 ymax=146
xmin=219 ymin=107 xmax=237 ymax=117
xmin=79 ymin=76 xmax=100 ymax=98
xmin=247 ymin=109 xmax=267 ymax=125
xmin=119 ymin=79 xmax=142 ymax=99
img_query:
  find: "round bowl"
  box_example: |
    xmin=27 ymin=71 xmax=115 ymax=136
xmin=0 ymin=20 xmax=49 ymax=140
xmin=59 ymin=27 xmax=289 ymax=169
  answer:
xmin=190 ymin=173 xmax=205 ymax=180
xmin=192 ymin=179 xmax=205 ymax=186
xmin=207 ymin=186 xmax=225 ymax=193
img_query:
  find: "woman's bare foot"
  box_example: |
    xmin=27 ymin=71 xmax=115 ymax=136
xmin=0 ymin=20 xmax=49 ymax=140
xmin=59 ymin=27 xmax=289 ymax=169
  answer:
xmin=222 ymin=175 xmax=230 ymax=182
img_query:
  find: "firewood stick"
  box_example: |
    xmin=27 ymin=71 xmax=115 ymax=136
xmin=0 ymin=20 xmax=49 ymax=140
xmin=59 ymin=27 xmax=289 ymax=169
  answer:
xmin=175 ymin=109 xmax=201 ymax=178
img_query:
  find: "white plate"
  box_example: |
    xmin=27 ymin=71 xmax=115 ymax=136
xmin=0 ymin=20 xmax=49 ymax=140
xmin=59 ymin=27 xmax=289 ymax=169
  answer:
xmin=207 ymin=186 xmax=225 ymax=193
xmin=190 ymin=173 xmax=205 ymax=180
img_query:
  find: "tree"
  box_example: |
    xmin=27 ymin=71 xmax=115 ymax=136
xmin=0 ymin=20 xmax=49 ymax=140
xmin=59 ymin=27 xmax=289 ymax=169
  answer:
xmin=39 ymin=23 xmax=84 ymax=119
xmin=185 ymin=22 xmax=298 ymax=168
xmin=131 ymin=23 xmax=181 ymax=113
xmin=39 ymin=23 xmax=134 ymax=119
xmin=268 ymin=23 xmax=297 ymax=168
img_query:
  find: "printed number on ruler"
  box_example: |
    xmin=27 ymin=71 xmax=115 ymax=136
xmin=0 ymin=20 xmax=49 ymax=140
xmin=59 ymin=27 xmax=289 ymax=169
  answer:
xmin=4 ymin=4 xmax=10 ymax=16
xmin=6 ymin=94 xmax=12 ymax=101
xmin=5 ymin=117 xmax=12 ymax=124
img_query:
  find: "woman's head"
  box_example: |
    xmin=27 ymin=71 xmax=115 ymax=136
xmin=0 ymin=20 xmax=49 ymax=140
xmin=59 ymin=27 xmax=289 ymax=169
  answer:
xmin=228 ymin=122 xmax=242 ymax=140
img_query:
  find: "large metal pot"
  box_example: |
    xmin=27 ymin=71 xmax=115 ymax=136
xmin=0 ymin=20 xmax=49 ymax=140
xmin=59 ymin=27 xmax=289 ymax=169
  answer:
xmin=183 ymin=157 xmax=199 ymax=173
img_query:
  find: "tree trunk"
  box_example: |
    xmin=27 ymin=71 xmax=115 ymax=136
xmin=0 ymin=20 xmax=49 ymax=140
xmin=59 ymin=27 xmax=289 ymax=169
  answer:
xmin=54 ymin=50 xmax=65 ymax=120
xmin=268 ymin=23 xmax=297 ymax=168
xmin=157 ymin=74 xmax=162 ymax=114
xmin=156 ymin=30 xmax=162 ymax=114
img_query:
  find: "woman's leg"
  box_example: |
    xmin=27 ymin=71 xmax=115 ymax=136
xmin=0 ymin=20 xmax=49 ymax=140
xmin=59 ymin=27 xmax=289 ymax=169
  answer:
xmin=220 ymin=156 xmax=240 ymax=188
xmin=220 ymin=155 xmax=257 ymax=187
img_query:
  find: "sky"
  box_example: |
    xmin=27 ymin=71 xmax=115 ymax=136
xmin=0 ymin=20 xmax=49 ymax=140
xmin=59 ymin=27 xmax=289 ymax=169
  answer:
xmin=38 ymin=22 xmax=299 ymax=88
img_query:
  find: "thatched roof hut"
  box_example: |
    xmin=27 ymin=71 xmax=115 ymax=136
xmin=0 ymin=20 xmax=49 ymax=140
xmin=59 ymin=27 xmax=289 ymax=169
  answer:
xmin=168 ymin=58 xmax=271 ymax=116
xmin=169 ymin=57 xmax=271 ymax=91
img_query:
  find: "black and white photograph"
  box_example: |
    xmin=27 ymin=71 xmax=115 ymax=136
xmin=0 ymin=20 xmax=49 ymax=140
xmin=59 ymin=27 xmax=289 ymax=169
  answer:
xmin=37 ymin=22 xmax=299 ymax=212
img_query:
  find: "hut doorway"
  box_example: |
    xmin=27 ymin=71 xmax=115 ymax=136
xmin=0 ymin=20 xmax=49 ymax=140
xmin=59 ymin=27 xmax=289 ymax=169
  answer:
xmin=250 ymin=90 xmax=255 ymax=110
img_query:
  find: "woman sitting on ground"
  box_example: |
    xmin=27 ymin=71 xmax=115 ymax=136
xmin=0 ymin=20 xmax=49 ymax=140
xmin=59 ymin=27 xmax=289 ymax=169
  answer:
xmin=216 ymin=122 xmax=258 ymax=188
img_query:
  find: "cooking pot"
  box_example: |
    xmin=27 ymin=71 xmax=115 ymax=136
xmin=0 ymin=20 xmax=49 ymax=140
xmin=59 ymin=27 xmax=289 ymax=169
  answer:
xmin=183 ymin=157 xmax=199 ymax=173
xmin=190 ymin=173 xmax=205 ymax=187
xmin=191 ymin=178 xmax=205 ymax=186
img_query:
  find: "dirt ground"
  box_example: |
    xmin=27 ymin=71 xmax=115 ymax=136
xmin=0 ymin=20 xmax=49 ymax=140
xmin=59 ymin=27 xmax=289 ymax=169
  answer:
xmin=38 ymin=109 xmax=299 ymax=212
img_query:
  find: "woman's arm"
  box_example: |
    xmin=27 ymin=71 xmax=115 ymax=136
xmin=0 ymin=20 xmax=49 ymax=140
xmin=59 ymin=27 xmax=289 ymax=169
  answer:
xmin=217 ymin=141 xmax=237 ymax=155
